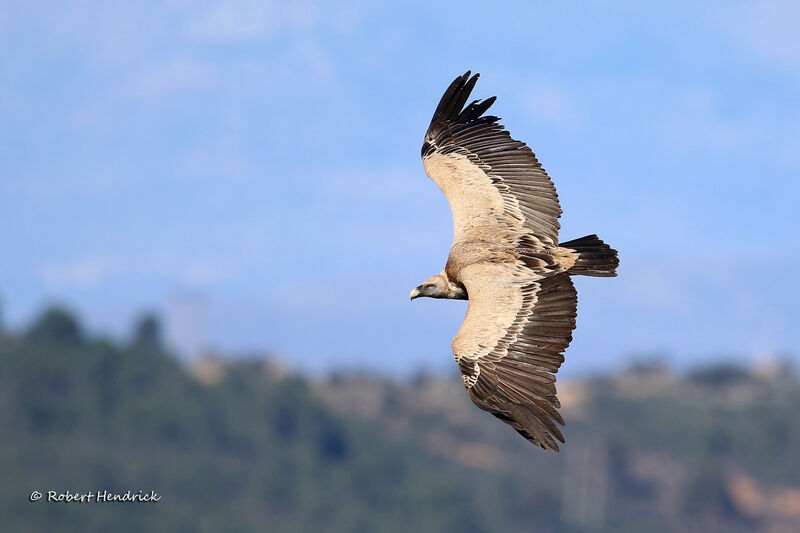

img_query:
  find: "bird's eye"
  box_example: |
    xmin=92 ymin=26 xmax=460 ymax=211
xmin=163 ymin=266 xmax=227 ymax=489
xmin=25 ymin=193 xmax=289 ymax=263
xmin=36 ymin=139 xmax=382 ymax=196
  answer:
xmin=424 ymin=284 xmax=436 ymax=290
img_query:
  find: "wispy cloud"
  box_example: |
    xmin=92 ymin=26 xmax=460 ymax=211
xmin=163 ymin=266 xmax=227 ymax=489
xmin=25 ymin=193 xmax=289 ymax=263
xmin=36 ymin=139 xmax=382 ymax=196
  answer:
xmin=518 ymin=80 xmax=581 ymax=131
xmin=41 ymin=258 xmax=110 ymax=289
xmin=40 ymin=248 xmax=248 ymax=291
xmin=125 ymin=59 xmax=217 ymax=100
xmin=188 ymin=1 xmax=320 ymax=41
xmin=715 ymin=0 xmax=800 ymax=71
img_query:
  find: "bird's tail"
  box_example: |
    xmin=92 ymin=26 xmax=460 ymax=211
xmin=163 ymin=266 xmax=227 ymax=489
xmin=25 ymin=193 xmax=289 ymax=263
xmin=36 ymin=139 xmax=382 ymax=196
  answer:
xmin=560 ymin=234 xmax=619 ymax=277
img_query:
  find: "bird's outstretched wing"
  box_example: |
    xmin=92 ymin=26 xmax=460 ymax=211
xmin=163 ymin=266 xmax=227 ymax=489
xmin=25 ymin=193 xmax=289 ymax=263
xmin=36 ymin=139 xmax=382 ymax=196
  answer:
xmin=452 ymin=266 xmax=577 ymax=451
xmin=422 ymin=71 xmax=562 ymax=246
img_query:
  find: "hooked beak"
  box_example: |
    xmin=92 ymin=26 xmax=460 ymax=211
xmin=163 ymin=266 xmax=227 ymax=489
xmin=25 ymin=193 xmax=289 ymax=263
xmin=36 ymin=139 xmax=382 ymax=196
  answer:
xmin=409 ymin=287 xmax=421 ymax=301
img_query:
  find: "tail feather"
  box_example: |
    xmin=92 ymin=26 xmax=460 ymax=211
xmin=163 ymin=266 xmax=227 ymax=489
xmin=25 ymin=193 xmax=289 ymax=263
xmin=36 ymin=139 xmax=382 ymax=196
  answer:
xmin=560 ymin=234 xmax=619 ymax=277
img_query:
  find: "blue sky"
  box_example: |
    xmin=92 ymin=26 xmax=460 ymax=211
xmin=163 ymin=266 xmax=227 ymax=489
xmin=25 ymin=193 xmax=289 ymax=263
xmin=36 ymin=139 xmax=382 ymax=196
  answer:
xmin=1 ymin=1 xmax=798 ymax=375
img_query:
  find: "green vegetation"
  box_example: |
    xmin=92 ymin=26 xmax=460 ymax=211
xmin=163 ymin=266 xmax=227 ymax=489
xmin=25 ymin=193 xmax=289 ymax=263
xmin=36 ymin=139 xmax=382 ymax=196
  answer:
xmin=2 ymin=307 xmax=799 ymax=532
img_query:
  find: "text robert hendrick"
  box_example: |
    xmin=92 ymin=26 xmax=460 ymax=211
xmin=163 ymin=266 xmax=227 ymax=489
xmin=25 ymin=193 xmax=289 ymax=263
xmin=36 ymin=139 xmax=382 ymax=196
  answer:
xmin=33 ymin=490 xmax=161 ymax=503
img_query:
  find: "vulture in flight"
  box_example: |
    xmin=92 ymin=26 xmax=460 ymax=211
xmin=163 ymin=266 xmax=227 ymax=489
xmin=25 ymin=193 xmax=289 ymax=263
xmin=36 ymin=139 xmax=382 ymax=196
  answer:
xmin=410 ymin=72 xmax=619 ymax=451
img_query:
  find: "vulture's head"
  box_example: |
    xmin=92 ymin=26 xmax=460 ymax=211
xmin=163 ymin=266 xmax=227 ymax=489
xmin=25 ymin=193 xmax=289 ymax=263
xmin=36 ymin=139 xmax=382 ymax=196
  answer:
xmin=410 ymin=274 xmax=467 ymax=300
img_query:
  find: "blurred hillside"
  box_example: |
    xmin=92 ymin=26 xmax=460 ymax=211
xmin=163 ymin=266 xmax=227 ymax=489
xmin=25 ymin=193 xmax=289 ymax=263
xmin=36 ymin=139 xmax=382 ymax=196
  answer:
xmin=2 ymin=307 xmax=800 ymax=533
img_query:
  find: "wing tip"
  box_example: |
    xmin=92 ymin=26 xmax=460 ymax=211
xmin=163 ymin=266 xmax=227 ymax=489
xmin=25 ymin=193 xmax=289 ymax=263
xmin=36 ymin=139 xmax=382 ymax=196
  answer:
xmin=428 ymin=70 xmax=495 ymax=127
xmin=423 ymin=71 xmax=501 ymax=158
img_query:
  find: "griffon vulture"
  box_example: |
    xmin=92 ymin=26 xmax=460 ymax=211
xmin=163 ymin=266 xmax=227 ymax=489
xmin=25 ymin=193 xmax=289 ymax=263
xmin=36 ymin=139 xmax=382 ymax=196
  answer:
xmin=410 ymin=72 xmax=619 ymax=451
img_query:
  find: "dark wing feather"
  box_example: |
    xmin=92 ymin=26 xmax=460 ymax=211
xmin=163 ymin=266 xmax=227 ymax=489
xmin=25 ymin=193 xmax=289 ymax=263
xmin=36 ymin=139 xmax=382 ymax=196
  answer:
xmin=422 ymin=72 xmax=562 ymax=245
xmin=456 ymin=273 xmax=577 ymax=451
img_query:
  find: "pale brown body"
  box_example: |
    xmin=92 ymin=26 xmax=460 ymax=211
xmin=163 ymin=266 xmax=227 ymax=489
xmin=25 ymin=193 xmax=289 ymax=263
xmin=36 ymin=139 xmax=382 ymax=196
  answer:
xmin=413 ymin=240 xmax=578 ymax=299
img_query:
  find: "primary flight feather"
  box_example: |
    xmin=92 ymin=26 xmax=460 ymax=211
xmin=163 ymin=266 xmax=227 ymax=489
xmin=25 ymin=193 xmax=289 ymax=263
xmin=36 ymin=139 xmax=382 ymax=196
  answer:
xmin=410 ymin=72 xmax=619 ymax=452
